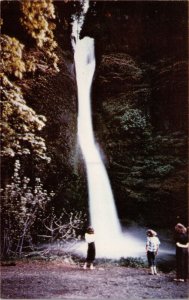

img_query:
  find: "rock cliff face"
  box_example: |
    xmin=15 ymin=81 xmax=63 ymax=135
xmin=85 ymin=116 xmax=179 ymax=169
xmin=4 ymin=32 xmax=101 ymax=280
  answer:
xmin=2 ymin=1 xmax=188 ymax=226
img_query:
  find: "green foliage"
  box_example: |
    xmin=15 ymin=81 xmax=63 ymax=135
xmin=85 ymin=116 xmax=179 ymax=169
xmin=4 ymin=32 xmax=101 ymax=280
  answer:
xmin=1 ymin=160 xmax=55 ymax=257
xmin=1 ymin=74 xmax=49 ymax=160
xmin=0 ymin=32 xmax=48 ymax=160
xmin=20 ymin=0 xmax=59 ymax=71
xmin=98 ymin=53 xmax=187 ymax=225
xmin=1 ymin=34 xmax=36 ymax=79
xmin=1 ymin=0 xmax=59 ymax=160
xmin=120 ymin=131 xmax=186 ymax=188
xmin=152 ymin=164 xmax=174 ymax=177
xmin=103 ymin=94 xmax=187 ymax=224
xmin=119 ymin=107 xmax=148 ymax=131
xmin=119 ymin=257 xmax=146 ymax=268
xmin=95 ymin=257 xmax=146 ymax=268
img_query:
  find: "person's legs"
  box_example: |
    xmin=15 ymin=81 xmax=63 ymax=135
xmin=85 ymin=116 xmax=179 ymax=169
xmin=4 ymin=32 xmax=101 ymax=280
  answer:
xmin=147 ymin=252 xmax=154 ymax=274
xmin=88 ymin=242 xmax=95 ymax=270
xmin=152 ymin=253 xmax=158 ymax=275
xmin=176 ymin=248 xmax=182 ymax=279
xmin=182 ymin=248 xmax=188 ymax=280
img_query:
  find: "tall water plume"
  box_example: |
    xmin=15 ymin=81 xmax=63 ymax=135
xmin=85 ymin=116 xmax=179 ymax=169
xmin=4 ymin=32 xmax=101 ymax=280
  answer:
xmin=71 ymin=1 xmax=147 ymax=258
xmin=72 ymin=0 xmax=122 ymax=247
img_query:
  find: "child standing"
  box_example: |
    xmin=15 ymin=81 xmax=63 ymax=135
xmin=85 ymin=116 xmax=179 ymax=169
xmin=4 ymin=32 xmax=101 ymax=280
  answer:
xmin=83 ymin=226 xmax=96 ymax=270
xmin=146 ymin=229 xmax=160 ymax=275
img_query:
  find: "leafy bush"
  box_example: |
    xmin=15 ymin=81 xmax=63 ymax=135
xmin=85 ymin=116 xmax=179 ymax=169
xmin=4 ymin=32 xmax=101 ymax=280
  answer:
xmin=0 ymin=159 xmax=54 ymax=257
xmin=1 ymin=74 xmax=49 ymax=160
xmin=1 ymin=34 xmax=36 ymax=79
xmin=0 ymin=32 xmax=48 ymax=160
xmin=1 ymin=0 xmax=59 ymax=160
xmin=119 ymin=257 xmax=146 ymax=268
xmin=119 ymin=108 xmax=147 ymax=131
xmin=20 ymin=0 xmax=59 ymax=71
xmin=1 ymin=159 xmax=87 ymax=259
xmin=155 ymin=165 xmax=174 ymax=177
xmin=93 ymin=257 xmax=146 ymax=268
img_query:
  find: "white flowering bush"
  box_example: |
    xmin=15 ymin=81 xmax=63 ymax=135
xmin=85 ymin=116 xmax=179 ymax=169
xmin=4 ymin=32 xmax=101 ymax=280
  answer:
xmin=0 ymin=160 xmax=54 ymax=257
xmin=1 ymin=160 xmax=86 ymax=258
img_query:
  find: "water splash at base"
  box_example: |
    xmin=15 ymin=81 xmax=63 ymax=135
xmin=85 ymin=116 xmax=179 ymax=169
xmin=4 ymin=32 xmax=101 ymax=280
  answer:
xmin=72 ymin=227 xmax=175 ymax=260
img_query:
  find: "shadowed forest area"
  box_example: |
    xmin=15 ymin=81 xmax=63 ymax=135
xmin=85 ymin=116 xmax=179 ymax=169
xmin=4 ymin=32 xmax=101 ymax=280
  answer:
xmin=0 ymin=1 xmax=188 ymax=299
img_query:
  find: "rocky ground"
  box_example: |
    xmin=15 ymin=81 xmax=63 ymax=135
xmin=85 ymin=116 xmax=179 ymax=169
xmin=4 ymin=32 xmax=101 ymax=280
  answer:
xmin=1 ymin=260 xmax=189 ymax=299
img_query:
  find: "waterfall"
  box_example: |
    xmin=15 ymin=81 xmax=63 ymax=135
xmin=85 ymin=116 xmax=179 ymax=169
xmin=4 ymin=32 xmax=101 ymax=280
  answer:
xmin=71 ymin=1 xmax=145 ymax=258
xmin=74 ymin=36 xmax=122 ymax=243
xmin=71 ymin=1 xmax=125 ymax=257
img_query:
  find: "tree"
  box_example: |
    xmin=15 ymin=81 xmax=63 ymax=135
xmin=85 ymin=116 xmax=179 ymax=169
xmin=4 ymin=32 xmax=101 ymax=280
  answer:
xmin=1 ymin=35 xmax=49 ymax=160
xmin=1 ymin=0 xmax=58 ymax=160
xmin=20 ymin=0 xmax=59 ymax=71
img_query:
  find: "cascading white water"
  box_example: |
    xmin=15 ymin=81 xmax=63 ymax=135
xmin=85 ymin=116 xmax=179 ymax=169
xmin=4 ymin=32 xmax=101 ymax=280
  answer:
xmin=72 ymin=1 xmax=125 ymax=254
xmin=71 ymin=1 xmax=148 ymax=258
xmin=74 ymin=36 xmax=122 ymax=242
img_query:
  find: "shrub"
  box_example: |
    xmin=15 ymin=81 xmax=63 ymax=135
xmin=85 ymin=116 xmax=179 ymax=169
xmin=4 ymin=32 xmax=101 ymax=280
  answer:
xmin=0 ymin=159 xmax=54 ymax=258
xmin=119 ymin=107 xmax=148 ymax=131
xmin=119 ymin=257 xmax=146 ymax=268
xmin=1 ymin=159 xmax=87 ymax=259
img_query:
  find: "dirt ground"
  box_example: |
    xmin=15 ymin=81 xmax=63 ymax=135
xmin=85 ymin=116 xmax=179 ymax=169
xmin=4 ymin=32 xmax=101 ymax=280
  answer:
xmin=1 ymin=260 xmax=189 ymax=299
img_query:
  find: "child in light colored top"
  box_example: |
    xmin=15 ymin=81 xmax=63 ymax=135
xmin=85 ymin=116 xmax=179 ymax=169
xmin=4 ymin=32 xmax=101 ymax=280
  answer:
xmin=146 ymin=229 xmax=160 ymax=275
xmin=83 ymin=227 xmax=96 ymax=270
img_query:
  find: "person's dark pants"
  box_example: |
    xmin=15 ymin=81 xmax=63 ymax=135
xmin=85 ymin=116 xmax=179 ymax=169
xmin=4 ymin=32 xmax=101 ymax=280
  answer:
xmin=176 ymin=247 xmax=188 ymax=280
xmin=87 ymin=242 xmax=96 ymax=263
xmin=147 ymin=251 xmax=156 ymax=267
